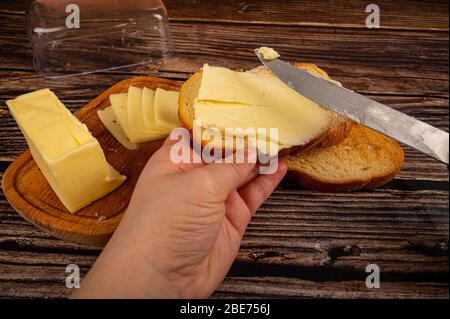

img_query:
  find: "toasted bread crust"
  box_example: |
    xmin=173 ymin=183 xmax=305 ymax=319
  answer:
xmin=317 ymin=116 xmax=355 ymax=148
xmin=287 ymin=168 xmax=401 ymax=192
xmin=179 ymin=71 xmax=202 ymax=131
xmin=178 ymin=64 xmax=353 ymax=156
xmin=286 ymin=124 xmax=405 ymax=192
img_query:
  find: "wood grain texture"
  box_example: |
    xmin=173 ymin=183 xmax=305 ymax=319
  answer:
xmin=214 ymin=277 xmax=449 ymax=299
xmin=0 ymin=0 xmax=448 ymax=299
xmin=164 ymin=0 xmax=449 ymax=31
xmin=0 ymin=175 xmax=448 ymax=298
xmin=2 ymin=77 xmax=181 ymax=247
xmin=0 ymin=177 xmax=448 ymax=298
xmin=1 ymin=12 xmax=449 ymax=97
xmin=2 ymin=0 xmax=448 ymax=30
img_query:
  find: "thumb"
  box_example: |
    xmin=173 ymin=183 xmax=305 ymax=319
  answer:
xmin=194 ymin=150 xmax=258 ymax=198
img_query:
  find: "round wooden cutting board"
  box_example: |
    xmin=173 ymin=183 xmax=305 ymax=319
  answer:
xmin=2 ymin=76 xmax=182 ymax=247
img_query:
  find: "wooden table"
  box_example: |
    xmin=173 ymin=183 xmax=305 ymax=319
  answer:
xmin=0 ymin=0 xmax=448 ymax=299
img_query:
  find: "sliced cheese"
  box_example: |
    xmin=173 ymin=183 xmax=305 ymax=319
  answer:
xmin=194 ymin=64 xmax=332 ymax=149
xmin=154 ymin=88 xmax=180 ymax=130
xmin=97 ymin=106 xmax=138 ymax=150
xmin=7 ymin=90 xmax=126 ymax=213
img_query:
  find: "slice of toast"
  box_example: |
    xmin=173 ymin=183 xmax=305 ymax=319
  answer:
xmin=286 ymin=124 xmax=405 ymax=192
xmin=178 ymin=63 xmax=353 ymax=156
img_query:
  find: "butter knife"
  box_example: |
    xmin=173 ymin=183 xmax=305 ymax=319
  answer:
xmin=255 ymin=50 xmax=449 ymax=165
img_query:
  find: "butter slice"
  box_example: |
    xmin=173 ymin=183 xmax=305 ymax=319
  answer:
xmin=110 ymin=92 xmax=166 ymax=144
xmin=194 ymin=64 xmax=332 ymax=149
xmin=110 ymin=93 xmax=143 ymax=143
xmin=128 ymin=86 xmax=165 ymax=135
xmin=142 ymin=88 xmax=156 ymax=128
xmin=127 ymin=86 xmax=147 ymax=133
xmin=98 ymin=106 xmax=138 ymax=150
xmin=7 ymin=89 xmax=126 ymax=213
xmin=154 ymin=88 xmax=180 ymax=130
xmin=141 ymin=87 xmax=170 ymax=133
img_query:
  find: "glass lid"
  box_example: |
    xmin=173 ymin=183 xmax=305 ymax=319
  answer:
xmin=26 ymin=0 xmax=174 ymax=78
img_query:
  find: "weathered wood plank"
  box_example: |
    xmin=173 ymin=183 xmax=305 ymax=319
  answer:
xmin=164 ymin=0 xmax=449 ymax=31
xmin=1 ymin=273 xmax=447 ymax=299
xmin=1 ymin=174 xmax=447 ymax=281
xmin=1 ymin=68 xmax=448 ymax=109
xmin=1 ymin=208 xmax=448 ymax=270
xmin=0 ymin=231 xmax=448 ymax=299
xmin=0 ymin=139 xmax=448 ymax=299
xmin=1 ymin=230 xmax=447 ymax=277
xmin=0 ymin=263 xmax=448 ymax=299
xmin=213 ymin=277 xmax=449 ymax=299
xmin=165 ymin=23 xmax=448 ymax=95
xmin=2 ymin=0 xmax=448 ymax=31
xmin=0 ymin=13 xmax=448 ymax=97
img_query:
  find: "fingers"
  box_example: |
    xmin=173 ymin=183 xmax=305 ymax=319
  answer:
xmin=201 ymin=162 xmax=257 ymax=197
xmin=147 ymin=129 xmax=203 ymax=174
xmin=159 ymin=131 xmax=188 ymax=158
xmin=224 ymin=191 xmax=252 ymax=237
xmin=199 ymin=149 xmax=258 ymax=198
xmin=239 ymin=160 xmax=287 ymax=215
xmin=148 ymin=133 xmax=180 ymax=163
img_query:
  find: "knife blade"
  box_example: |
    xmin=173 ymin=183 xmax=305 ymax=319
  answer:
xmin=255 ymin=50 xmax=449 ymax=165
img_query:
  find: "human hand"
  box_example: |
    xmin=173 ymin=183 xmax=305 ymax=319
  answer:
xmin=72 ymin=135 xmax=287 ymax=299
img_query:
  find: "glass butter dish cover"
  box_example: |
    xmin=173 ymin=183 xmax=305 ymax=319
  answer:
xmin=26 ymin=0 xmax=174 ymax=78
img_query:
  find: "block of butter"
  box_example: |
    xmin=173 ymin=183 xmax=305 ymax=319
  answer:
xmin=7 ymin=89 xmax=126 ymax=213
